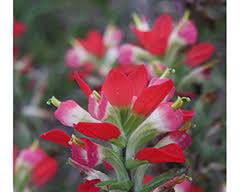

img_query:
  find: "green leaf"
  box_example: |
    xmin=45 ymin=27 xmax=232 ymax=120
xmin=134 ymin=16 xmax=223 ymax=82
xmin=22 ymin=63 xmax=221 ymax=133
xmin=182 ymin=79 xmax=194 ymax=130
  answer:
xmin=103 ymin=148 xmax=130 ymax=181
xmin=109 ymin=136 xmax=126 ymax=148
xmin=97 ymin=180 xmax=133 ymax=191
xmin=140 ymin=168 xmax=188 ymax=192
xmin=125 ymin=159 xmax=148 ymax=169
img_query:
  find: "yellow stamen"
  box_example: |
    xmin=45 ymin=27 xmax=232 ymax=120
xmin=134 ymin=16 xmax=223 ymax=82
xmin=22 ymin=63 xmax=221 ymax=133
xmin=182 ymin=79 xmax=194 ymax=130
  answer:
xmin=47 ymin=96 xmax=61 ymax=107
xmin=171 ymin=96 xmax=191 ymax=110
xmin=30 ymin=140 xmax=39 ymax=151
xmin=68 ymin=135 xmax=85 ymax=148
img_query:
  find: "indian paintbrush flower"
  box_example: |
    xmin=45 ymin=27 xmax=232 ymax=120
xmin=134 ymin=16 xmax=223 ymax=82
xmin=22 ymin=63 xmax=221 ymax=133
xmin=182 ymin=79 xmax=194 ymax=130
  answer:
xmin=41 ymin=64 xmax=195 ymax=191
xmin=14 ymin=141 xmax=57 ymax=190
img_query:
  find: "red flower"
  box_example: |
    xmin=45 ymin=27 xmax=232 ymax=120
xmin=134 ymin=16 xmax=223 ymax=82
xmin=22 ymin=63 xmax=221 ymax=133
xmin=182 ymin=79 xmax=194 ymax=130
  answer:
xmin=71 ymin=138 xmax=101 ymax=168
xmin=41 ymin=129 xmax=103 ymax=170
xmin=102 ymin=65 xmax=174 ymax=115
xmin=14 ymin=20 xmax=26 ymax=39
xmin=77 ymin=179 xmax=101 ymax=192
xmin=78 ymin=30 xmax=105 ymax=58
xmin=132 ymin=14 xmax=173 ymax=56
xmin=31 ymin=156 xmax=57 ymax=187
xmin=135 ymin=144 xmax=185 ymax=164
xmin=184 ymin=43 xmax=215 ymax=68
xmin=40 ymin=129 xmax=71 ymax=148
xmin=15 ymin=144 xmax=58 ymax=188
xmin=74 ymin=122 xmax=121 ymax=141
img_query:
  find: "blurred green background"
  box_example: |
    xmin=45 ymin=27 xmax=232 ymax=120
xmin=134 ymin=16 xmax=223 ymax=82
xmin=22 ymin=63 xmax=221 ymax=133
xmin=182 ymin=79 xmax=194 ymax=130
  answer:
xmin=14 ymin=0 xmax=226 ymax=191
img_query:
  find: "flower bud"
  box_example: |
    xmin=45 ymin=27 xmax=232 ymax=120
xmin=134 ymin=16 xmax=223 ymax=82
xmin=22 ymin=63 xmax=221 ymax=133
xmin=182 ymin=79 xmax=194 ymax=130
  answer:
xmin=104 ymin=25 xmax=123 ymax=47
xmin=53 ymin=99 xmax=97 ymax=127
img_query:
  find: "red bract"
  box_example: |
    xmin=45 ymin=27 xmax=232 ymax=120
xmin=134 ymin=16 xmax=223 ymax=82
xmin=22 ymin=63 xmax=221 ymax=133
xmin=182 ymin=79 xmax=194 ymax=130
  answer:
xmin=74 ymin=122 xmax=121 ymax=141
xmin=128 ymin=65 xmax=148 ymax=96
xmin=135 ymin=144 xmax=185 ymax=164
xmin=40 ymin=129 xmax=71 ymax=148
xmin=77 ymin=179 xmax=101 ymax=192
xmin=78 ymin=30 xmax=105 ymax=57
xmin=14 ymin=20 xmax=26 ymax=39
xmin=102 ymin=68 xmax=134 ymax=107
xmin=73 ymin=71 xmax=92 ymax=97
xmin=132 ymin=80 xmax=174 ymax=116
xmin=31 ymin=156 xmax=57 ymax=187
xmin=102 ymin=65 xmax=173 ymax=114
xmin=184 ymin=43 xmax=215 ymax=68
xmin=132 ymin=14 xmax=173 ymax=56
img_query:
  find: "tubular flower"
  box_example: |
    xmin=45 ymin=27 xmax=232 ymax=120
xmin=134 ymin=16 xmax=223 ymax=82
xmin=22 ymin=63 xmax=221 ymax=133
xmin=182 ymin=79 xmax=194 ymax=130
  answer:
xmin=14 ymin=142 xmax=57 ymax=189
xmin=132 ymin=13 xmax=173 ymax=56
xmin=52 ymin=98 xmax=96 ymax=127
xmin=41 ymin=64 xmax=195 ymax=191
xmin=65 ymin=25 xmax=123 ymax=78
xmin=41 ymin=130 xmax=103 ymax=169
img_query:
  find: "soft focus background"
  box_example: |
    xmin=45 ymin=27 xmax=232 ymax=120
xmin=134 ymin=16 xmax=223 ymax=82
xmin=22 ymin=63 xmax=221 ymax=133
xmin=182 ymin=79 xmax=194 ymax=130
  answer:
xmin=14 ymin=0 xmax=226 ymax=191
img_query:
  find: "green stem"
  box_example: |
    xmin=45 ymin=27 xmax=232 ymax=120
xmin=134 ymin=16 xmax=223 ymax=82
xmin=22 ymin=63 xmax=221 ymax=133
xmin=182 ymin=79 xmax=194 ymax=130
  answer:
xmin=126 ymin=123 xmax=159 ymax=161
xmin=164 ymin=43 xmax=181 ymax=67
xmin=103 ymin=148 xmax=130 ymax=181
xmin=134 ymin=164 xmax=149 ymax=192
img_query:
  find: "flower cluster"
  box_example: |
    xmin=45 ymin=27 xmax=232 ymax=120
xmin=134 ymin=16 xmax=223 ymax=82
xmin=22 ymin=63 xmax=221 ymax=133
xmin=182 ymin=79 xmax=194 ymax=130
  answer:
xmin=14 ymin=142 xmax=57 ymax=191
xmin=65 ymin=12 xmax=216 ymax=100
xmin=65 ymin=25 xmax=123 ymax=80
xmin=41 ymin=64 xmax=197 ymax=191
xmin=117 ymin=12 xmax=216 ymax=97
